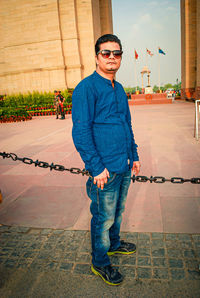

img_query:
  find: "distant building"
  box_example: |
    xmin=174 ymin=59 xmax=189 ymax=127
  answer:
xmin=0 ymin=0 xmax=113 ymax=94
xmin=181 ymin=0 xmax=200 ymax=100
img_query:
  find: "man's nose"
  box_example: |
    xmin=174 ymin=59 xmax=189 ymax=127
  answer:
xmin=109 ymin=52 xmax=115 ymax=58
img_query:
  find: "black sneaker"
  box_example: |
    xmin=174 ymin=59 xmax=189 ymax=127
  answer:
xmin=91 ymin=264 xmax=124 ymax=286
xmin=107 ymin=240 xmax=136 ymax=256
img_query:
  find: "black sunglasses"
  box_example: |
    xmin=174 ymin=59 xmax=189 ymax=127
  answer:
xmin=97 ymin=49 xmax=123 ymax=59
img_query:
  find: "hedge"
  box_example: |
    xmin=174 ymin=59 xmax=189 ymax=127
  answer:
xmin=0 ymin=89 xmax=73 ymax=123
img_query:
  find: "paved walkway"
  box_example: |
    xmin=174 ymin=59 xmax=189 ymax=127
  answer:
xmin=0 ymin=100 xmax=200 ymax=296
xmin=0 ymin=226 xmax=200 ymax=297
xmin=0 ymin=100 xmax=199 ymax=233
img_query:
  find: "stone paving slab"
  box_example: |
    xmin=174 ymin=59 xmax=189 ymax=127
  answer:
xmin=0 ymin=225 xmax=200 ymax=297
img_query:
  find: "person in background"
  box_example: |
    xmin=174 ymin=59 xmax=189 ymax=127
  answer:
xmin=72 ymin=34 xmax=141 ymax=286
xmin=54 ymin=90 xmax=60 ymax=119
xmin=58 ymin=91 xmax=65 ymax=120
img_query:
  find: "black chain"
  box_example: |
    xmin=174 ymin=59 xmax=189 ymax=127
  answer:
xmin=0 ymin=152 xmax=91 ymax=177
xmin=0 ymin=151 xmax=200 ymax=184
xmin=131 ymin=175 xmax=200 ymax=184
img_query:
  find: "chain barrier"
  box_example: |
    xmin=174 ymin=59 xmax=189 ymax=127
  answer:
xmin=131 ymin=175 xmax=200 ymax=184
xmin=0 ymin=151 xmax=91 ymax=177
xmin=1 ymin=151 xmax=200 ymax=184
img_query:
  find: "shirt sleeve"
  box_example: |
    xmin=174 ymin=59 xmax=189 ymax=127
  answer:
xmin=126 ymin=100 xmax=139 ymax=162
xmin=72 ymin=82 xmax=105 ymax=177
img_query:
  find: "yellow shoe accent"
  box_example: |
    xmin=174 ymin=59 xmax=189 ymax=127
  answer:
xmin=91 ymin=265 xmax=122 ymax=286
xmin=107 ymin=249 xmax=136 ymax=256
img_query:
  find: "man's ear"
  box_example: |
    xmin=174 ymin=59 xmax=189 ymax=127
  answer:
xmin=95 ymin=55 xmax=99 ymax=65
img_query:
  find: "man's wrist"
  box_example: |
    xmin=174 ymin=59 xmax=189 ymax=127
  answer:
xmin=91 ymin=166 xmax=105 ymax=178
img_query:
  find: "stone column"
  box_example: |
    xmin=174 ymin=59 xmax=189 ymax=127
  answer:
xmin=196 ymin=0 xmax=200 ymax=99
xmin=147 ymin=73 xmax=150 ymax=87
xmin=181 ymin=0 xmax=197 ymax=100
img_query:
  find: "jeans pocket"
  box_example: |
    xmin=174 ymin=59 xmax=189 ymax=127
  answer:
xmin=86 ymin=178 xmax=93 ymax=198
xmin=106 ymin=172 xmax=117 ymax=186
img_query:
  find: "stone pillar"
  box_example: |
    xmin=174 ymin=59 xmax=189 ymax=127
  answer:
xmin=181 ymin=0 xmax=186 ymax=99
xmin=181 ymin=0 xmax=198 ymax=100
xmin=58 ymin=0 xmax=83 ymax=89
xmin=99 ymin=0 xmax=113 ymax=35
xmin=0 ymin=0 xmax=113 ymax=94
xmin=196 ymin=0 xmax=200 ymax=99
xmin=147 ymin=73 xmax=150 ymax=87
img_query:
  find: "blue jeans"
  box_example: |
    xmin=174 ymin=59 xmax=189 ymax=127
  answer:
xmin=86 ymin=169 xmax=131 ymax=267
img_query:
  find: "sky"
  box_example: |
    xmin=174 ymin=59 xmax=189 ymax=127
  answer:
xmin=111 ymin=0 xmax=181 ymax=88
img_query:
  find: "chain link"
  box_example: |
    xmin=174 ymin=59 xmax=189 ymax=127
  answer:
xmin=1 ymin=151 xmax=200 ymax=184
xmin=0 ymin=151 xmax=91 ymax=177
xmin=131 ymin=175 xmax=200 ymax=184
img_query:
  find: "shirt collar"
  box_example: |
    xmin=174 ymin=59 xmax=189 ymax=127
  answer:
xmin=93 ymin=71 xmax=115 ymax=86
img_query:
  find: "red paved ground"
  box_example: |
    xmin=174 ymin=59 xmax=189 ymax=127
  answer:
xmin=0 ymin=101 xmax=200 ymax=233
xmin=129 ymin=92 xmax=172 ymax=105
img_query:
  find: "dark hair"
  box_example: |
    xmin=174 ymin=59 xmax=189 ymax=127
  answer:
xmin=95 ymin=34 xmax=122 ymax=55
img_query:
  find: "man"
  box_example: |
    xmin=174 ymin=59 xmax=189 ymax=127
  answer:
xmin=54 ymin=90 xmax=60 ymax=119
xmin=58 ymin=91 xmax=65 ymax=120
xmin=54 ymin=90 xmax=65 ymax=119
xmin=72 ymin=34 xmax=140 ymax=286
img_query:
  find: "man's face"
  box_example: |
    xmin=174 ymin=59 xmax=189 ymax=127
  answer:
xmin=95 ymin=42 xmax=122 ymax=75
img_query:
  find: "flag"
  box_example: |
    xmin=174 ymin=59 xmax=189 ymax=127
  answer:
xmin=146 ymin=48 xmax=153 ymax=56
xmin=135 ymin=50 xmax=138 ymax=60
xmin=158 ymin=47 xmax=166 ymax=55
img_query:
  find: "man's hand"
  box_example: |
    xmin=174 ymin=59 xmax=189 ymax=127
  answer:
xmin=93 ymin=168 xmax=110 ymax=190
xmin=132 ymin=161 xmax=141 ymax=176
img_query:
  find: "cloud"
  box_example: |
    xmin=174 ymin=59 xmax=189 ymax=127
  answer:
xmin=132 ymin=13 xmax=151 ymax=30
xmin=131 ymin=13 xmax=152 ymax=35
xmin=140 ymin=13 xmax=152 ymax=24
xmin=152 ymin=22 xmax=163 ymax=31
xmin=166 ymin=6 xmax=177 ymax=11
xmin=131 ymin=12 xmax=163 ymax=36
xmin=132 ymin=23 xmax=140 ymax=34
xmin=148 ymin=1 xmax=159 ymax=6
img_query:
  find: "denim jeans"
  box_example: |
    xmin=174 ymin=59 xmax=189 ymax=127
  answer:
xmin=86 ymin=169 xmax=131 ymax=267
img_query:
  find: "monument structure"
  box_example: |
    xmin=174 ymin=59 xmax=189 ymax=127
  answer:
xmin=181 ymin=0 xmax=200 ymax=100
xmin=140 ymin=66 xmax=153 ymax=94
xmin=0 ymin=0 xmax=199 ymax=99
xmin=0 ymin=0 xmax=113 ymax=94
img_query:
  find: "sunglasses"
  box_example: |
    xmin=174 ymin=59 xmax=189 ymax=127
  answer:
xmin=97 ymin=49 xmax=123 ymax=59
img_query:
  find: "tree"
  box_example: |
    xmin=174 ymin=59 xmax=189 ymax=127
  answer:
xmin=153 ymin=85 xmax=159 ymax=93
xmin=124 ymin=87 xmax=142 ymax=94
xmin=163 ymin=83 xmax=173 ymax=90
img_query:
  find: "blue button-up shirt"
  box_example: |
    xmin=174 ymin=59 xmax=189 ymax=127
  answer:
xmin=72 ymin=71 xmax=139 ymax=177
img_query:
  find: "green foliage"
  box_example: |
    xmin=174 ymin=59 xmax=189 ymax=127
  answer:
xmin=0 ymin=107 xmax=28 ymax=118
xmin=1 ymin=89 xmax=73 ymax=108
xmin=173 ymin=82 xmax=181 ymax=91
xmin=0 ymin=89 xmax=73 ymax=121
xmin=163 ymin=83 xmax=173 ymax=90
xmin=61 ymin=90 xmax=72 ymax=103
xmin=153 ymin=85 xmax=159 ymax=93
xmin=124 ymin=83 xmax=181 ymax=93
xmin=124 ymin=86 xmax=142 ymax=93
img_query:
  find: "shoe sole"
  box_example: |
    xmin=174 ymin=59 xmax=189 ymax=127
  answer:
xmin=107 ymin=249 xmax=136 ymax=256
xmin=91 ymin=265 xmax=123 ymax=286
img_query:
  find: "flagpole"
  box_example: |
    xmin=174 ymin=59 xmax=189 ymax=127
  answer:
xmin=134 ymin=50 xmax=138 ymax=91
xmin=145 ymin=48 xmax=148 ymax=66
